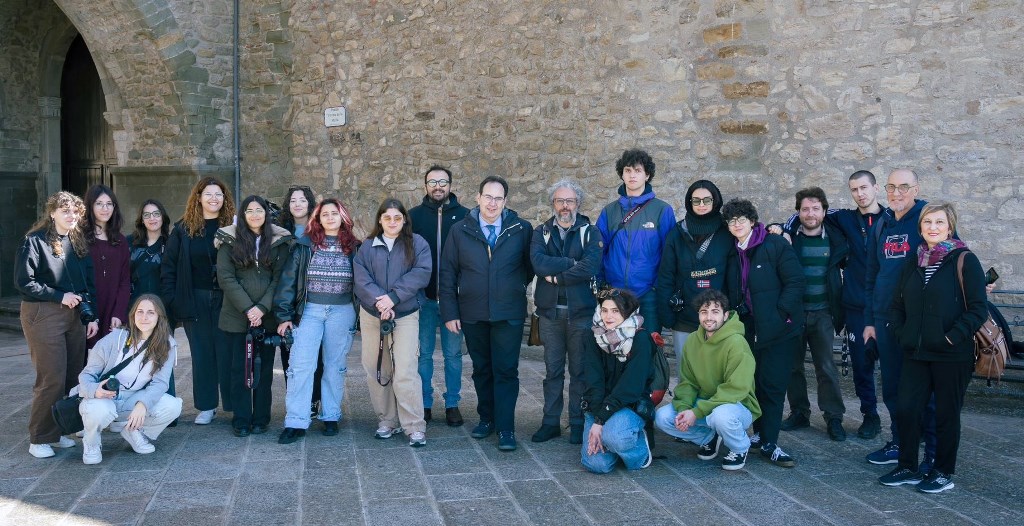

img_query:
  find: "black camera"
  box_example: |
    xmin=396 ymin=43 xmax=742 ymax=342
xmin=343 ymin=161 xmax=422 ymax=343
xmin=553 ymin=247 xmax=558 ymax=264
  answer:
xmin=249 ymin=327 xmax=294 ymax=348
xmin=380 ymin=319 xmax=396 ymax=336
xmin=103 ymin=377 xmax=120 ymax=395
xmin=78 ymin=293 xmax=98 ymax=325
xmin=668 ymin=291 xmax=686 ymax=312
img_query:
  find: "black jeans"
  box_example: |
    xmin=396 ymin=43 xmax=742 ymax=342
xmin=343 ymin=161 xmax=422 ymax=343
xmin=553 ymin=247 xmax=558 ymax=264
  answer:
xmin=462 ymin=320 xmax=524 ymax=432
xmin=786 ymin=310 xmax=846 ymax=421
xmin=896 ymin=358 xmax=972 ymax=475
xmin=752 ymin=334 xmax=801 ymax=446
xmin=227 ymin=330 xmax=276 ymax=429
xmin=183 ymin=289 xmax=233 ymax=412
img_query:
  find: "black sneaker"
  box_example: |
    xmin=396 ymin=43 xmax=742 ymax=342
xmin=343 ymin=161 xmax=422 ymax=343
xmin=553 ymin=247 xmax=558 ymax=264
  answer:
xmin=866 ymin=440 xmax=899 ymax=465
xmin=470 ymin=421 xmax=494 ymax=439
xmin=917 ymin=471 xmax=954 ymax=493
xmin=879 ymin=467 xmax=924 ymax=486
xmin=858 ymin=413 xmax=881 ymax=439
xmin=569 ymin=424 xmax=584 ymax=445
xmin=322 ymin=421 xmax=339 ymax=436
xmin=697 ymin=433 xmax=722 ymax=460
xmin=760 ymin=443 xmax=796 ymax=468
xmin=749 ymin=432 xmax=761 ymax=449
xmin=721 ymin=450 xmax=747 ymax=471
xmin=278 ymin=427 xmax=306 ymax=444
xmin=781 ymin=413 xmax=810 ymax=431
xmin=827 ymin=418 xmax=847 ymax=442
xmin=531 ymin=424 xmax=561 ymax=443
xmin=232 ymin=426 xmax=250 ymax=438
xmin=497 ymin=431 xmax=517 ymax=451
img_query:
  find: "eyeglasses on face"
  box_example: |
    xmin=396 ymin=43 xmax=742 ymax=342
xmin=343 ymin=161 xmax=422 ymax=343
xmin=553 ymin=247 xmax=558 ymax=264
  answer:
xmin=426 ymin=179 xmax=450 ymax=188
xmin=94 ymin=202 xmax=114 ymax=210
xmin=690 ymin=197 xmax=714 ymax=206
xmin=202 ymin=192 xmax=224 ymax=199
xmin=884 ymin=183 xmax=917 ymax=195
xmin=481 ymin=194 xmax=505 ymax=204
xmin=141 ymin=211 xmax=162 ymax=219
xmin=726 ymin=217 xmax=750 ymax=226
xmin=244 ymin=209 xmax=266 ymax=216
xmin=553 ymin=198 xmax=577 ymax=207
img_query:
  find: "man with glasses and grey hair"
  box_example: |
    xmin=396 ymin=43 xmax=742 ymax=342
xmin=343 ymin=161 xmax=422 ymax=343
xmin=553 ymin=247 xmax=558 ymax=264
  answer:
xmin=862 ymin=168 xmax=937 ymax=470
xmin=530 ymin=179 xmax=602 ymax=445
xmin=409 ymin=165 xmax=469 ymax=427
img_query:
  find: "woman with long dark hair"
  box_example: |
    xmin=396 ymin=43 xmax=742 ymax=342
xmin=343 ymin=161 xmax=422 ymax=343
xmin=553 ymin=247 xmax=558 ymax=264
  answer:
xmin=16 ymin=191 xmax=98 ymax=458
xmin=275 ymin=198 xmax=359 ymax=444
xmin=161 ymin=176 xmax=236 ymax=425
xmin=82 ymin=185 xmax=131 ymax=347
xmin=880 ymin=202 xmax=988 ymax=493
xmin=354 ymin=198 xmax=432 ymax=446
xmin=580 ymin=288 xmax=654 ymax=473
xmin=77 ymin=294 xmax=183 ymax=464
xmin=127 ymin=199 xmax=170 ymax=304
xmin=216 ymin=195 xmax=293 ymax=436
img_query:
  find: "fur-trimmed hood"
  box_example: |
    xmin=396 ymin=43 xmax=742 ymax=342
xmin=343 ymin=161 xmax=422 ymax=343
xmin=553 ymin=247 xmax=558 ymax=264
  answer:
xmin=214 ymin=223 xmax=293 ymax=249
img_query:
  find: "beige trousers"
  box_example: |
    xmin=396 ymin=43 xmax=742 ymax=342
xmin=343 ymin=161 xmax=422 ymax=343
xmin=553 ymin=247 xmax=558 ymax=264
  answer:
xmin=360 ymin=308 xmax=425 ymax=433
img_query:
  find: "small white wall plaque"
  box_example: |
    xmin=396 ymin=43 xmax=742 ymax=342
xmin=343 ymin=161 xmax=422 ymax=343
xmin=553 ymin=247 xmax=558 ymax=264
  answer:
xmin=325 ymin=107 xmax=347 ymax=127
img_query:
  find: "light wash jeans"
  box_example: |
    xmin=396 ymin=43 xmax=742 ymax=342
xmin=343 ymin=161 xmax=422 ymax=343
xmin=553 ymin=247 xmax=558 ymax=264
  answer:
xmin=417 ymin=299 xmax=463 ymax=409
xmin=580 ymin=408 xmax=650 ymax=473
xmin=284 ymin=302 xmax=356 ymax=429
xmin=655 ymin=401 xmax=753 ymax=454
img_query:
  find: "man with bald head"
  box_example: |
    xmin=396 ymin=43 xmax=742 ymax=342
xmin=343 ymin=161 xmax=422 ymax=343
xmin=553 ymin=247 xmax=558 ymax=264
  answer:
xmin=862 ymin=168 xmax=937 ymax=470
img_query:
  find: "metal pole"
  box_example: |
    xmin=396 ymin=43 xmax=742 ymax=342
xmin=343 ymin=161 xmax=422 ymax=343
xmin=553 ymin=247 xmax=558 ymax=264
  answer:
xmin=232 ymin=0 xmax=241 ymax=204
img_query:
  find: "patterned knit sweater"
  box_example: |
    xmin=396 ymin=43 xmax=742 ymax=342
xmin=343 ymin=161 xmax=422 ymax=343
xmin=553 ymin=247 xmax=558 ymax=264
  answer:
xmin=306 ymin=236 xmax=353 ymax=305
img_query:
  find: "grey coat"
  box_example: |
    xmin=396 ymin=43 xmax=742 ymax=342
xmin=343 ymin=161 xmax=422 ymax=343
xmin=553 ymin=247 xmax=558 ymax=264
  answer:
xmin=353 ymin=234 xmax=432 ymax=319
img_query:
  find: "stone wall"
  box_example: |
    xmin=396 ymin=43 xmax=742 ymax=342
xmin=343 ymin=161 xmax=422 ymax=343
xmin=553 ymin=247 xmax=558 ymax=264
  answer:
xmin=0 ymin=0 xmax=1022 ymax=287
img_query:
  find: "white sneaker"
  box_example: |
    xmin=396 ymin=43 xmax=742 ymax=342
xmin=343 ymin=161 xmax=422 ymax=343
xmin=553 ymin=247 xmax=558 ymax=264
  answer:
xmin=194 ymin=409 xmax=216 ymax=425
xmin=408 ymin=431 xmax=426 ymax=447
xmin=29 ymin=443 xmax=55 ymax=458
xmin=82 ymin=444 xmax=102 ymax=465
xmin=375 ymin=425 xmax=401 ymax=439
xmin=121 ymin=429 xmax=156 ymax=454
xmin=54 ymin=435 xmax=76 ymax=448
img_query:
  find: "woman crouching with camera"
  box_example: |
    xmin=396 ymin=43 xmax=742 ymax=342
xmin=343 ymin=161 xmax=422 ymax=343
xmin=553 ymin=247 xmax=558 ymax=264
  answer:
xmin=354 ymin=198 xmax=432 ymax=446
xmin=275 ymin=198 xmax=359 ymax=444
xmin=16 ymin=191 xmax=99 ymax=458
xmin=77 ymin=294 xmax=182 ymax=464
xmin=580 ymin=288 xmax=653 ymax=473
xmin=215 ymin=195 xmax=294 ymax=437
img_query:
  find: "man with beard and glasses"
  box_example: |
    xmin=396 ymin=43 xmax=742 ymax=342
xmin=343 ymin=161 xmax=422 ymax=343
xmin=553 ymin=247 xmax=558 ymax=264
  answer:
xmin=530 ymin=179 xmax=601 ymax=445
xmin=409 ymin=165 xmax=469 ymax=427
xmin=654 ymin=289 xmax=760 ymax=471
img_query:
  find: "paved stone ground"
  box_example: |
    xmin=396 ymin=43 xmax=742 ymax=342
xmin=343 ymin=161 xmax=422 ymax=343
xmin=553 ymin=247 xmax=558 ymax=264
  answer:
xmin=1 ymin=328 xmax=1023 ymax=526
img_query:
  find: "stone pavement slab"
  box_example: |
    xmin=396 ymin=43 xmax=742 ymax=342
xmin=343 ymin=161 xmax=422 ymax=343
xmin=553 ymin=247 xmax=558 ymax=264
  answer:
xmin=0 ymin=328 xmax=1022 ymax=525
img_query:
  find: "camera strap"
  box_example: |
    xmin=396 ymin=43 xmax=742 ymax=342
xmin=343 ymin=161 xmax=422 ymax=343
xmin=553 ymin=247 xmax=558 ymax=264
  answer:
xmin=375 ymin=330 xmax=395 ymax=387
xmin=100 ymin=337 xmax=151 ymax=384
xmin=244 ymin=332 xmax=260 ymax=390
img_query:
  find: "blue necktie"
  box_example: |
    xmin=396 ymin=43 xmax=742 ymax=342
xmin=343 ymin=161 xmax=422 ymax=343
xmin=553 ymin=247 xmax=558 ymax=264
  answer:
xmin=486 ymin=225 xmax=497 ymax=248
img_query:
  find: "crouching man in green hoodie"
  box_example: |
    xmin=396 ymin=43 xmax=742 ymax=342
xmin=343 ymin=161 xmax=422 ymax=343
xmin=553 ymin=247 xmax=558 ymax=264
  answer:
xmin=654 ymin=289 xmax=761 ymax=470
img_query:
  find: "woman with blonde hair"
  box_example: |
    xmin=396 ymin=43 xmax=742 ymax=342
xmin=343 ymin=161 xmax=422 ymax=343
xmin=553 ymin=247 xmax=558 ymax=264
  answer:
xmin=161 ymin=176 xmax=235 ymax=425
xmin=16 ymin=191 xmax=99 ymax=458
xmin=77 ymin=294 xmax=183 ymax=464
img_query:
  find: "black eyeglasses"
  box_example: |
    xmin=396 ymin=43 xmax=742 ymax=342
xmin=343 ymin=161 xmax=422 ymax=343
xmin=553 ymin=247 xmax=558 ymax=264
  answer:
xmin=690 ymin=197 xmax=714 ymax=206
xmin=426 ymin=179 xmax=450 ymax=188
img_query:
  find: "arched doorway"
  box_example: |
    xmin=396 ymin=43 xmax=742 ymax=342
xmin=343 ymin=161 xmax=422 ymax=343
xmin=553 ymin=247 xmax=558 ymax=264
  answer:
xmin=60 ymin=35 xmax=112 ymax=196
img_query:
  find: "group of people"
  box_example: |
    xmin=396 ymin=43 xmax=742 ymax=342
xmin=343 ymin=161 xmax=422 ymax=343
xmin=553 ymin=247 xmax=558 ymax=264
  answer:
xmin=15 ymin=149 xmax=990 ymax=494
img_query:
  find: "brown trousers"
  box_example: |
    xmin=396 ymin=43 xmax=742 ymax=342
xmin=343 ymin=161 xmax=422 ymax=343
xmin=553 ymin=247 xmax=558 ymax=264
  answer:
xmin=21 ymin=301 xmax=87 ymax=444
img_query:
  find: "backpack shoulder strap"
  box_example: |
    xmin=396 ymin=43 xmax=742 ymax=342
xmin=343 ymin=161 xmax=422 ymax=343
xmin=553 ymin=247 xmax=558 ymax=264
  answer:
xmin=956 ymin=251 xmax=968 ymax=311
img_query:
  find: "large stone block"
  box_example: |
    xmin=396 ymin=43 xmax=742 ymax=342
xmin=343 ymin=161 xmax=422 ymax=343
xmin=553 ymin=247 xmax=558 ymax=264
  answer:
xmin=703 ymin=23 xmax=742 ymax=45
xmin=723 ymin=81 xmax=770 ymax=99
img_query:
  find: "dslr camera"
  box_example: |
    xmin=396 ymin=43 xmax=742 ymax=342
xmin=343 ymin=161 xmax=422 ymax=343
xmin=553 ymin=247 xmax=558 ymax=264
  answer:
xmin=78 ymin=293 xmax=98 ymax=325
xmin=102 ymin=377 xmax=120 ymax=396
xmin=249 ymin=327 xmax=294 ymax=348
xmin=380 ymin=319 xmax=396 ymax=336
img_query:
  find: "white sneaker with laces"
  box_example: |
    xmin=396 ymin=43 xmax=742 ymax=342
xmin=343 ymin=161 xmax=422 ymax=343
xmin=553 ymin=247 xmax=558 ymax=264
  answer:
xmin=375 ymin=425 xmax=401 ymax=439
xmin=408 ymin=431 xmax=426 ymax=447
xmin=121 ymin=428 xmax=156 ymax=454
xmin=82 ymin=444 xmax=102 ymax=465
xmin=54 ymin=435 xmax=76 ymax=448
xmin=194 ymin=409 xmax=216 ymax=425
xmin=29 ymin=443 xmax=55 ymax=458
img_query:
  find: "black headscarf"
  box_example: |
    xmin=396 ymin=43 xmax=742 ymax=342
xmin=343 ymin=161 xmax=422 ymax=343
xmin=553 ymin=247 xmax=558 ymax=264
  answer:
xmin=683 ymin=179 xmax=724 ymax=238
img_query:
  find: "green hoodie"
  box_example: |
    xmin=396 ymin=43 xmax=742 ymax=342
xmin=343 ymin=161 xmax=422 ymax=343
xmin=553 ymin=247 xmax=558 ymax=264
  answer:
xmin=671 ymin=311 xmax=761 ymax=421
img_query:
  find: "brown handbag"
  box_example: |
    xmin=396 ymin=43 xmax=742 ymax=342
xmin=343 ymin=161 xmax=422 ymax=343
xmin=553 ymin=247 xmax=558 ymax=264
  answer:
xmin=956 ymin=253 xmax=1010 ymax=385
xmin=528 ymin=312 xmax=542 ymax=346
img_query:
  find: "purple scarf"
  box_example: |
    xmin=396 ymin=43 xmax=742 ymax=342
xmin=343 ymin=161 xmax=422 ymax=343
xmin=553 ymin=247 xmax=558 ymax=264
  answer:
xmin=736 ymin=223 xmax=768 ymax=313
xmin=917 ymin=239 xmax=967 ymax=267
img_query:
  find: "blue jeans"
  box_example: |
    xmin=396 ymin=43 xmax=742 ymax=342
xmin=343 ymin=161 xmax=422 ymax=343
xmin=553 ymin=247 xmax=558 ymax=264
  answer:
xmin=655 ymin=402 xmax=753 ymax=454
xmin=283 ymin=302 xmax=356 ymax=429
xmin=417 ymin=299 xmax=463 ymax=409
xmin=580 ymin=409 xmax=650 ymax=473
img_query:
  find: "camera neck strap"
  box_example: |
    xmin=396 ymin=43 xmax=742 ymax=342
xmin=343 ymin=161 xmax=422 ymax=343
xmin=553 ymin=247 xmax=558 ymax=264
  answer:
xmin=59 ymin=248 xmax=91 ymax=296
xmin=375 ymin=329 xmax=395 ymax=387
